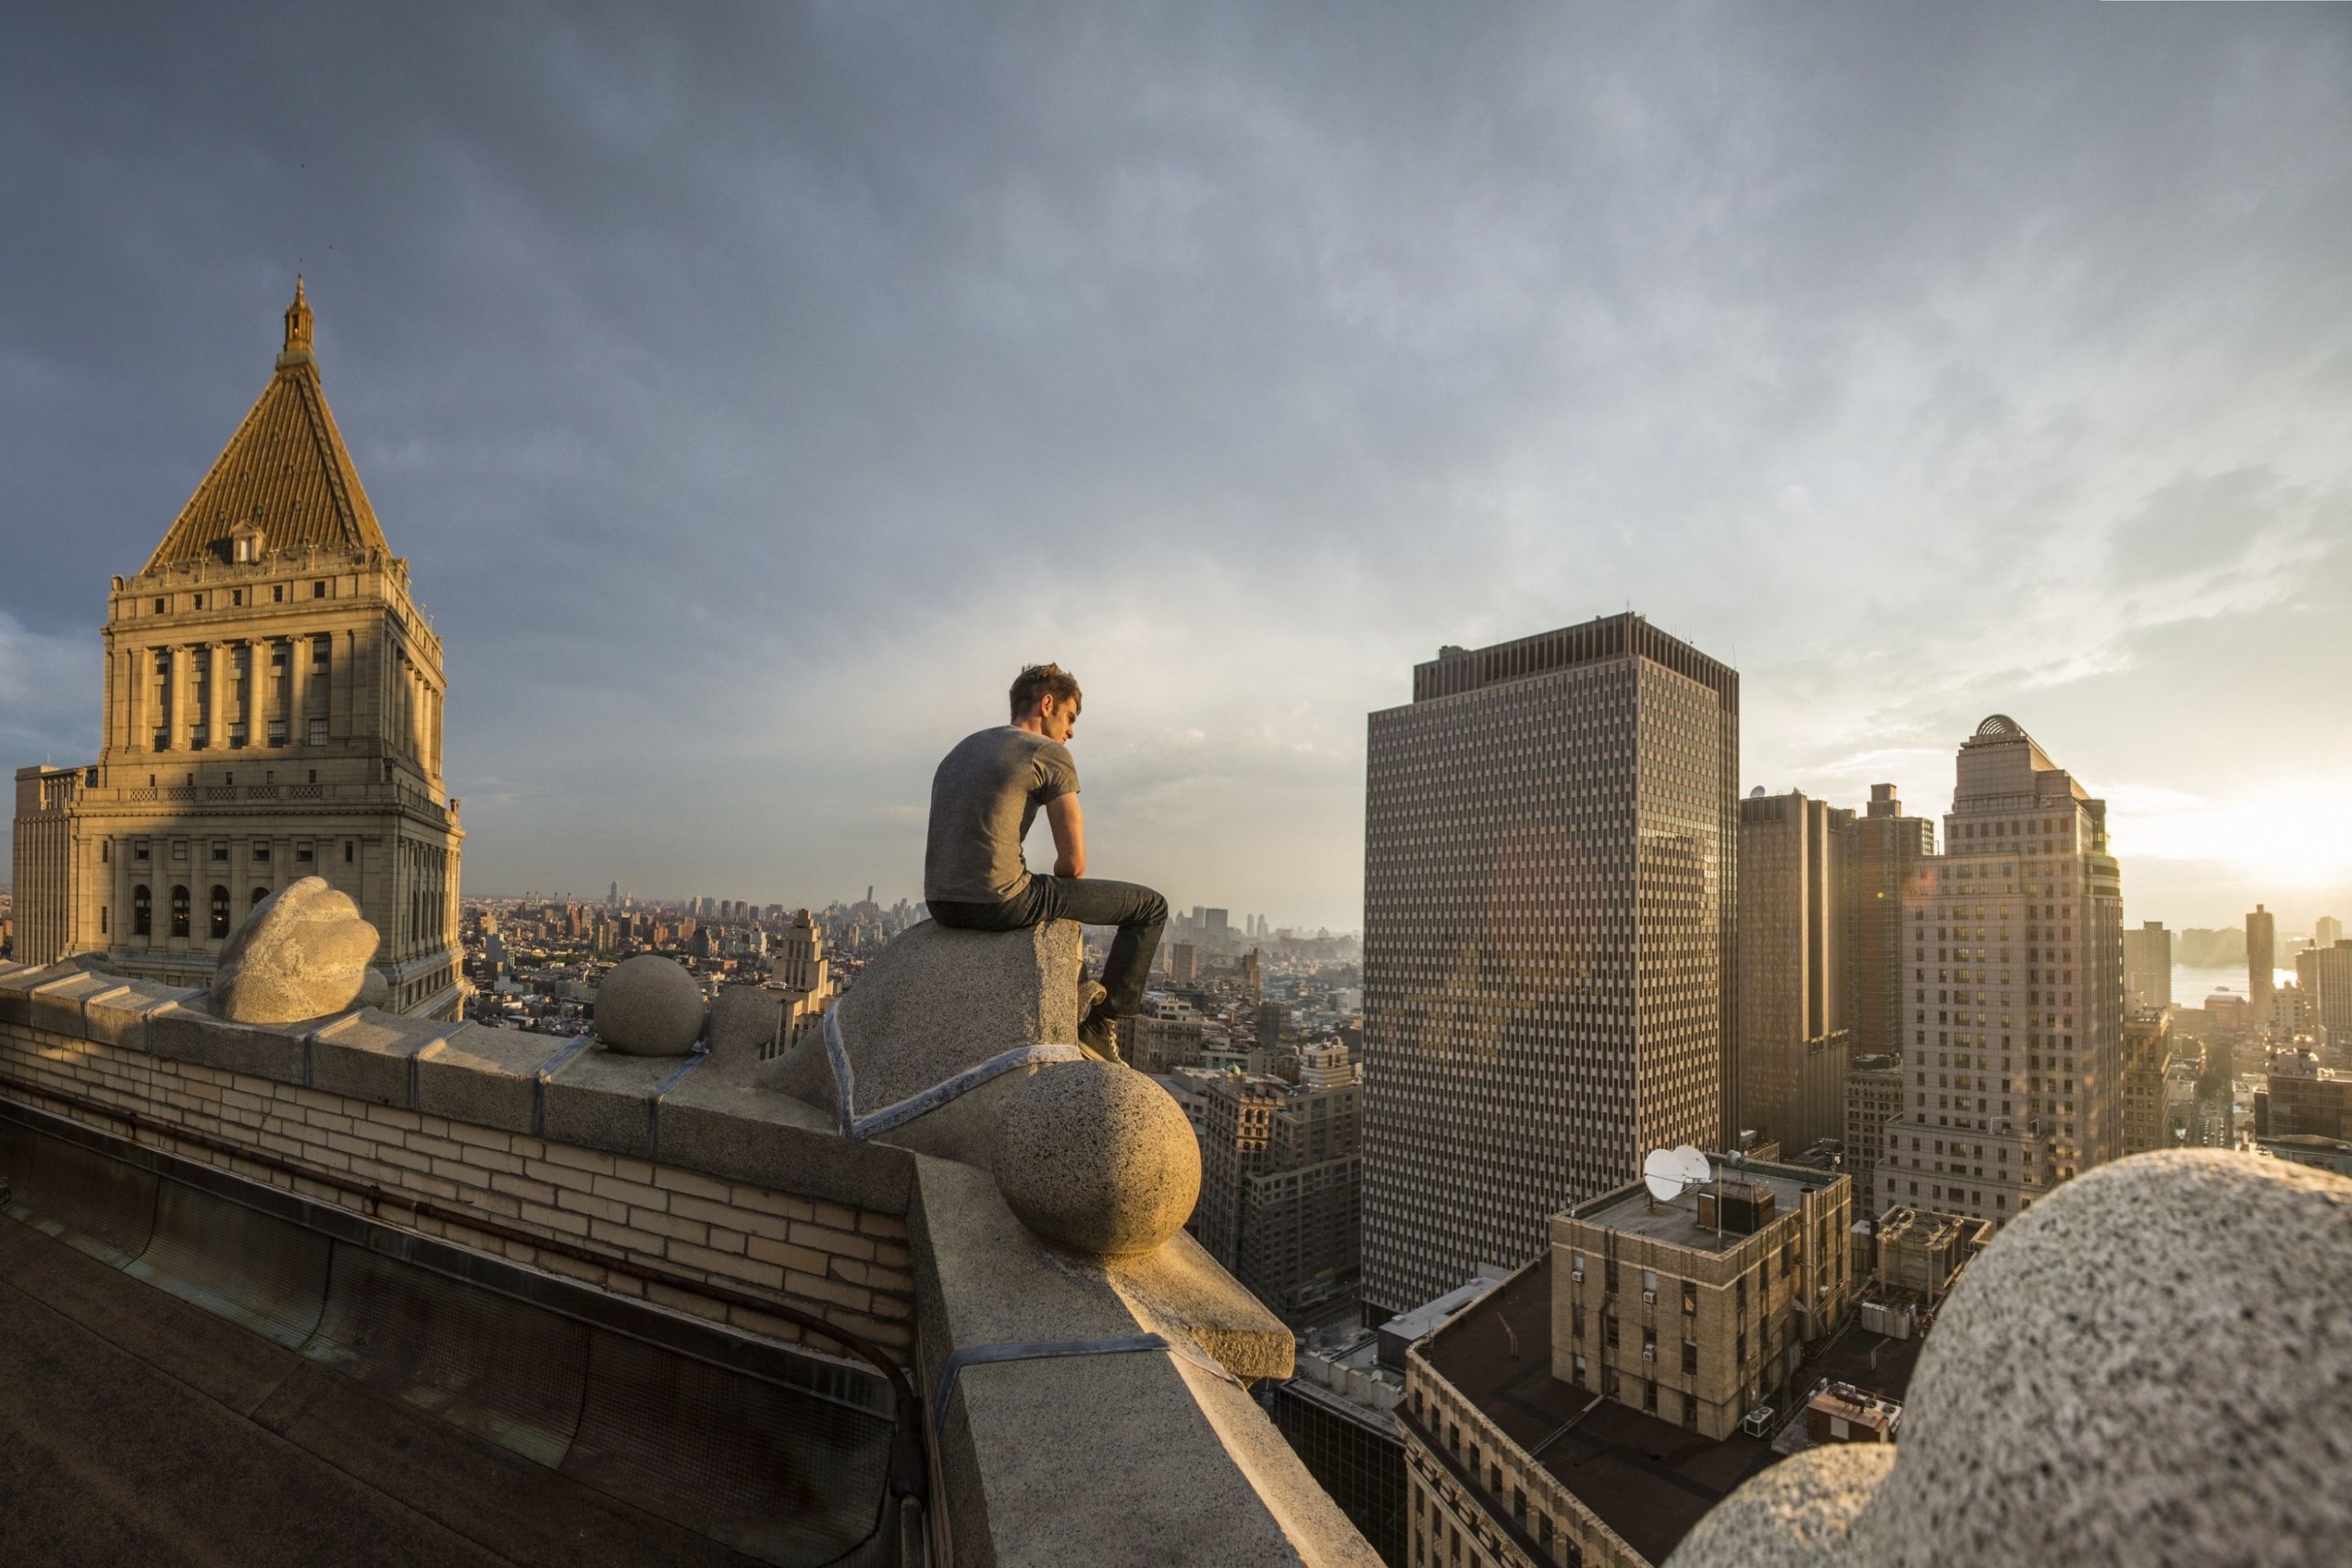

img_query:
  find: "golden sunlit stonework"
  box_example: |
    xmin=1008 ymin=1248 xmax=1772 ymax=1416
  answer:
xmin=11 ymin=283 xmax=465 ymax=1018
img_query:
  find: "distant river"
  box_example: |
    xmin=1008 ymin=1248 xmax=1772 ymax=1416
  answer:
xmin=2172 ymin=964 xmax=2299 ymax=1004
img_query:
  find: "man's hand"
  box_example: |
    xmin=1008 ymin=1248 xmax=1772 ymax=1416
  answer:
xmin=1046 ymin=792 xmax=1086 ymax=879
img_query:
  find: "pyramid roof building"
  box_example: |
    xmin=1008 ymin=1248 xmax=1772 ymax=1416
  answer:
xmin=144 ymin=279 xmax=392 ymax=572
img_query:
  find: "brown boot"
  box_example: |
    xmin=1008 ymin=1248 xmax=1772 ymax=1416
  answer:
xmin=1079 ymin=1007 xmax=1121 ymax=1062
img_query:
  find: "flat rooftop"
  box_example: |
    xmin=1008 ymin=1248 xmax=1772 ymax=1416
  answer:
xmin=1418 ymin=1256 xmax=1776 ymax=1566
xmin=1569 ymin=1159 xmax=1837 ymax=1254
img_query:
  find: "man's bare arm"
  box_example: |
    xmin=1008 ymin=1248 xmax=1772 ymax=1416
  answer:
xmin=1046 ymin=792 xmax=1086 ymax=879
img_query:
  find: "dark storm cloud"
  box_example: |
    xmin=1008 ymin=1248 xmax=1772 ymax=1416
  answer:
xmin=3 ymin=2 xmax=2349 ymax=927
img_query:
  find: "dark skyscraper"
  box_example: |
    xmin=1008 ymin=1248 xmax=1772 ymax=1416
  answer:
xmin=1736 ymin=789 xmax=1855 ymax=1156
xmin=1853 ymin=784 xmax=1936 ymax=1060
xmin=1360 ymin=613 xmax=1737 ymax=1316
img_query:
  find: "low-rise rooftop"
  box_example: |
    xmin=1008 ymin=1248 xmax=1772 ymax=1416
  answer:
xmin=1569 ymin=1156 xmax=1834 ymax=1254
xmin=1417 ymin=1256 xmax=1776 ymax=1565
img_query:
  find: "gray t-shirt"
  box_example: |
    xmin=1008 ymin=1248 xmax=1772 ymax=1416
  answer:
xmin=924 ymin=726 xmax=1080 ymax=905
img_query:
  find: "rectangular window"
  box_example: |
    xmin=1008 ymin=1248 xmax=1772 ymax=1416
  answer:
xmin=313 ymin=581 xmax=327 ymax=599
xmin=1682 ymin=1341 xmax=1698 ymax=1374
xmin=252 ymin=844 xmax=270 ymax=862
xmin=308 ymin=718 xmax=328 ymax=746
xmin=296 ymin=843 xmax=314 ymax=863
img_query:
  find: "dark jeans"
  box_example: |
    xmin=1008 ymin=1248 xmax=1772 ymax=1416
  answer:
xmin=929 ymin=876 xmax=1168 ymax=1020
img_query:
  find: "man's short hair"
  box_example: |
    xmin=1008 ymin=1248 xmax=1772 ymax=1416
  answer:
xmin=1010 ymin=663 xmax=1082 ymax=719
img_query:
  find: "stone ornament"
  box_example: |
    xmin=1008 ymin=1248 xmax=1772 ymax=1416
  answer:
xmin=992 ymin=1059 xmax=1202 ymax=1258
xmin=595 ymin=954 xmax=706 ymax=1056
xmin=1667 ymin=1150 xmax=2352 ymax=1568
xmin=208 ymin=875 xmax=383 ymax=1024
xmin=768 ymin=920 xmax=1089 ymax=1173
xmin=767 ymin=920 xmax=1200 ymax=1259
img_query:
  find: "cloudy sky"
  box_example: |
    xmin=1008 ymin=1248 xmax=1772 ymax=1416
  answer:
xmin=3 ymin=2 xmax=2348 ymax=935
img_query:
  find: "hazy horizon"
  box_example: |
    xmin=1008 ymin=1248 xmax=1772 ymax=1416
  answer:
xmin=4 ymin=3 xmax=2348 ymax=934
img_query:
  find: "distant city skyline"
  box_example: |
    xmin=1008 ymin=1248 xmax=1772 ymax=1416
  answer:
xmin=3 ymin=6 xmax=2348 ymax=934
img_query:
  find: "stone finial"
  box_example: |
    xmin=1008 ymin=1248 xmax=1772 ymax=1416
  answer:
xmin=1665 ymin=1151 xmax=2352 ymax=1568
xmin=284 ymin=275 xmax=313 ymax=354
xmin=992 ymin=1059 xmax=1201 ymax=1258
xmin=208 ymin=875 xmax=382 ymax=1023
xmin=768 ymin=919 xmax=1085 ymax=1167
xmin=595 ymin=954 xmax=706 ymax=1056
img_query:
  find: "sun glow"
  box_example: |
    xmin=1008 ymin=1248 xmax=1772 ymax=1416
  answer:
xmin=2107 ymin=782 xmax=2352 ymax=889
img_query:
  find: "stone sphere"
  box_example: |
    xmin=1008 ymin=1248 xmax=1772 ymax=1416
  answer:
xmin=992 ymin=1059 xmax=1201 ymax=1258
xmin=595 ymin=955 xmax=706 ymax=1056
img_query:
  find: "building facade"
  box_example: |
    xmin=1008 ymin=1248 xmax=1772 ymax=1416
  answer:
xmin=1883 ymin=715 xmax=2125 ymax=1231
xmin=1361 ymin=614 xmax=1737 ymax=1316
xmin=1844 ymin=1060 xmax=1907 ymax=1214
xmin=1851 ymin=784 xmax=1936 ymax=1061
xmin=1199 ymin=1044 xmax=1365 ymax=1324
xmin=2119 ymin=1009 xmax=2172 ymax=1156
xmin=2295 ymin=939 xmax=2352 ymax=1043
xmin=11 ymin=285 xmax=465 ymax=1017
xmin=2122 ymin=920 xmax=2173 ymax=1013
xmin=1735 ymin=790 xmax=1855 ymax=1156
xmin=1551 ymin=1157 xmax=1853 ymax=1440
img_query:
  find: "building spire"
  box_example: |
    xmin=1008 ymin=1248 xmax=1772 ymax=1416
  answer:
xmin=283 ymin=275 xmax=314 ymax=355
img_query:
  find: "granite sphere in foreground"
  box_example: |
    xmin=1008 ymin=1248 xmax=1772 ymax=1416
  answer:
xmin=1666 ymin=1151 xmax=2352 ymax=1568
xmin=595 ymin=955 xmax=706 ymax=1056
xmin=208 ymin=876 xmax=382 ymax=1023
xmin=993 ymin=1060 xmax=1201 ymax=1258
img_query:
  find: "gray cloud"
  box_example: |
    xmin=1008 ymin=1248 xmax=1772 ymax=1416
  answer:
xmin=3 ymin=2 xmax=2349 ymax=929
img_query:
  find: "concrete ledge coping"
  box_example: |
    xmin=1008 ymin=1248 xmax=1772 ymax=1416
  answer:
xmin=307 ymin=1011 xmax=459 ymax=1107
xmin=912 ymin=1155 xmax=1376 ymax=1566
xmin=414 ymin=1022 xmax=569 ymax=1133
xmin=541 ymin=1044 xmax=696 ymax=1156
xmin=0 ymin=958 xmax=916 ymax=1218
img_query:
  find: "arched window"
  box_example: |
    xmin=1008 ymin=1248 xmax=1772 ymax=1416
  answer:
xmin=171 ymin=886 xmax=191 ymax=938
xmin=133 ymin=886 xmax=153 ymax=937
xmin=209 ymin=885 xmax=231 ymax=939
xmin=251 ymin=886 xmax=270 ymax=909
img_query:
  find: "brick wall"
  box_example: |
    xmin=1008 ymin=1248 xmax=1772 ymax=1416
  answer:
xmin=0 ymin=1012 xmax=912 ymax=1353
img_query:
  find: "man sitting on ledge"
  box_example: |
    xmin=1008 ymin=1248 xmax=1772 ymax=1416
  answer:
xmin=924 ymin=662 xmax=1167 ymax=1061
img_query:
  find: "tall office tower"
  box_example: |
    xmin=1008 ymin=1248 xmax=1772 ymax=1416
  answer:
xmin=2118 ymin=1010 xmax=2172 ymax=1156
xmin=1360 ymin=612 xmax=1736 ymax=1316
xmin=1736 ymin=790 xmax=1855 ymax=1155
xmin=2248 ymin=905 xmax=2276 ymax=1021
xmin=11 ymin=284 xmax=466 ymax=1016
xmin=2319 ymin=916 xmax=2345 ymax=951
xmin=2299 ymin=941 xmax=2352 ymax=1041
xmin=2122 ymin=921 xmax=2174 ymax=1012
xmin=1888 ymin=715 xmax=2124 ymax=1232
xmin=1852 ymin=784 xmax=1936 ymax=1060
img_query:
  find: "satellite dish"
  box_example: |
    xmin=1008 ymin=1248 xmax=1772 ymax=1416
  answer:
xmin=1675 ymin=1146 xmax=1713 ymax=1188
xmin=1642 ymin=1147 xmax=1687 ymax=1203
